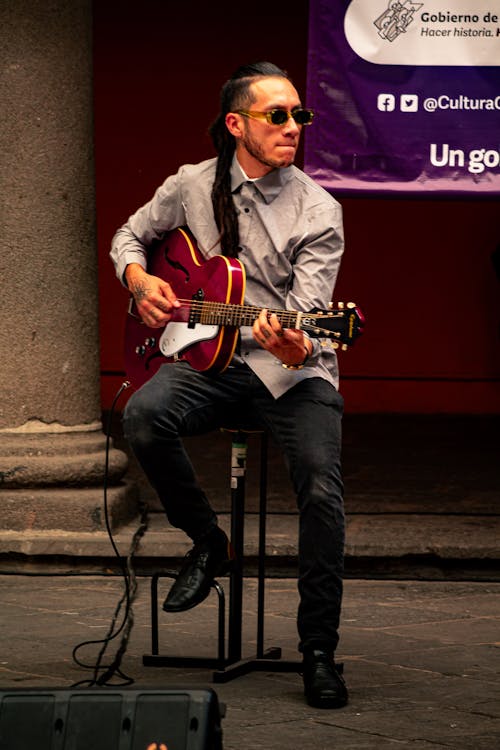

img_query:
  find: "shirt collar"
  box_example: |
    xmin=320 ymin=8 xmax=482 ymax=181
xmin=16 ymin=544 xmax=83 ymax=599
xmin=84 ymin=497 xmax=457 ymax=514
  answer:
xmin=230 ymin=155 xmax=292 ymax=204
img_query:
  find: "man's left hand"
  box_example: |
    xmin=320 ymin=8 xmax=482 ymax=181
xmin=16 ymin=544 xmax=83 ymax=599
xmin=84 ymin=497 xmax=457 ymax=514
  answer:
xmin=252 ymin=309 xmax=312 ymax=367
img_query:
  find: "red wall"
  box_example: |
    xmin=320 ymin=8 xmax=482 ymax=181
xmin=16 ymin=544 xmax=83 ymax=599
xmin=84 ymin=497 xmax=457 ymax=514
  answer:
xmin=93 ymin=1 xmax=500 ymax=414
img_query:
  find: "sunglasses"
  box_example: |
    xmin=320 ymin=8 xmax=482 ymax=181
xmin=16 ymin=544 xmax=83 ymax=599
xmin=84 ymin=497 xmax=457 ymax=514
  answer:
xmin=237 ymin=108 xmax=315 ymax=126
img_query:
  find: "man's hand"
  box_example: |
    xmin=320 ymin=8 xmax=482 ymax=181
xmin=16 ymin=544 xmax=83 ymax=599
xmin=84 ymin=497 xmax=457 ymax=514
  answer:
xmin=125 ymin=263 xmax=180 ymax=328
xmin=252 ymin=309 xmax=312 ymax=367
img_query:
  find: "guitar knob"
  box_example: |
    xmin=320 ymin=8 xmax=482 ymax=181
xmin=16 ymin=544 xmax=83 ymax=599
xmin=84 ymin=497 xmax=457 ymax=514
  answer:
xmin=135 ymin=345 xmax=146 ymax=356
xmin=145 ymin=337 xmax=156 ymax=347
xmin=347 ymin=302 xmax=356 ymax=309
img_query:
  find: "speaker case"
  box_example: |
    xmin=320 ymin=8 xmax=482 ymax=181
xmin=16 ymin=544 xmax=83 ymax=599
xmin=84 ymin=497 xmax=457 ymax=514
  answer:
xmin=0 ymin=687 xmax=223 ymax=750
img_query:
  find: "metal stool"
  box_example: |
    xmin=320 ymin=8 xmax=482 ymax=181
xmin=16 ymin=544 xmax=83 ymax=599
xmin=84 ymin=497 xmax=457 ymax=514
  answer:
xmin=142 ymin=428 xmax=302 ymax=682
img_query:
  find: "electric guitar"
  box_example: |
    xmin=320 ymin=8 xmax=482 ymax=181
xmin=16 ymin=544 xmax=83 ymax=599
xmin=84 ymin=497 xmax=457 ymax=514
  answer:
xmin=125 ymin=226 xmax=364 ymax=389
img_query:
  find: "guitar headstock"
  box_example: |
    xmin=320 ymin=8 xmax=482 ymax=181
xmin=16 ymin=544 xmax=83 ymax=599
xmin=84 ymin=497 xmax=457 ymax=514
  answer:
xmin=304 ymin=302 xmax=365 ymax=349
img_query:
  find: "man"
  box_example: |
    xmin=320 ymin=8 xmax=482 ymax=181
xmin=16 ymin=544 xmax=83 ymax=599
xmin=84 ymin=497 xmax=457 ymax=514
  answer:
xmin=111 ymin=62 xmax=347 ymax=709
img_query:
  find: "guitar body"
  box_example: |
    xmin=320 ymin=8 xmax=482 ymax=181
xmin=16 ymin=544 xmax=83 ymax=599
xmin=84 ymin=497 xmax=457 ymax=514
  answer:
xmin=125 ymin=227 xmax=245 ymax=389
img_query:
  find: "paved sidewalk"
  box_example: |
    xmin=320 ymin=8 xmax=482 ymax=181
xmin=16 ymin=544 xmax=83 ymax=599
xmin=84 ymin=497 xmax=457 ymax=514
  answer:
xmin=0 ymin=574 xmax=499 ymax=749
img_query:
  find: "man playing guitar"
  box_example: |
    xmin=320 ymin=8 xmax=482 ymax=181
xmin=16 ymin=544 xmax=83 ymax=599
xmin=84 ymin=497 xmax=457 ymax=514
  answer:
xmin=111 ymin=61 xmax=353 ymax=709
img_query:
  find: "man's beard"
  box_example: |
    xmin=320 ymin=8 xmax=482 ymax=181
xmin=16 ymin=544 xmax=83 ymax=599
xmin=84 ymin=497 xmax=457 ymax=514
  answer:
xmin=241 ymin=128 xmax=296 ymax=170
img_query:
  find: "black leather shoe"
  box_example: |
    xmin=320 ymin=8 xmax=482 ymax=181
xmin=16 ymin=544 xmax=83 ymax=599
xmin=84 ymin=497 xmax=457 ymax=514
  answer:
xmin=163 ymin=529 xmax=234 ymax=613
xmin=303 ymin=649 xmax=348 ymax=709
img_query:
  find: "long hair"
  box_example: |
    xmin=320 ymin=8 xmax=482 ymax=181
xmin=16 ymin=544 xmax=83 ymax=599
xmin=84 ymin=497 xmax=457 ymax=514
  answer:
xmin=208 ymin=62 xmax=290 ymax=258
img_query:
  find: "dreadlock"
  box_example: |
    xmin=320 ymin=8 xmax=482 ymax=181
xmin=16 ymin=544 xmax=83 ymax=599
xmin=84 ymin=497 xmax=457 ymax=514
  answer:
xmin=208 ymin=62 xmax=290 ymax=258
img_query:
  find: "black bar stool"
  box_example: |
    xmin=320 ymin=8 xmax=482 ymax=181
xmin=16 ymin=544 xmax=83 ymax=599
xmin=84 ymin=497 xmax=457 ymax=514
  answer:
xmin=142 ymin=427 xmax=302 ymax=682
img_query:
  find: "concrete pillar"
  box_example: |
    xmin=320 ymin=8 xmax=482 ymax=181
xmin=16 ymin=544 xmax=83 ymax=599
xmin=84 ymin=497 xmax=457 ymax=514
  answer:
xmin=0 ymin=0 xmax=137 ymax=553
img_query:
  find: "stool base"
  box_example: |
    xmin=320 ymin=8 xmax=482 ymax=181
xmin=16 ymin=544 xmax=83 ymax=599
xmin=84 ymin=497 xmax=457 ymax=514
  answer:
xmin=213 ymin=651 xmax=302 ymax=683
xmin=142 ymin=649 xmax=302 ymax=684
xmin=142 ymin=570 xmax=302 ymax=683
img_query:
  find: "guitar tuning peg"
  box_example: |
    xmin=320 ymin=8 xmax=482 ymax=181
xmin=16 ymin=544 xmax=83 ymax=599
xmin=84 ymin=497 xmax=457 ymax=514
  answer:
xmin=337 ymin=301 xmax=345 ymax=309
xmin=328 ymin=301 xmax=334 ymax=310
xmin=332 ymin=341 xmax=339 ymax=349
xmin=341 ymin=344 xmax=348 ymax=351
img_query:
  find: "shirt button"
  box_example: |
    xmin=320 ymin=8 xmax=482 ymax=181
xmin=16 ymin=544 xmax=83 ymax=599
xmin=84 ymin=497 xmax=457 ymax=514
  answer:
xmin=244 ymin=208 xmax=250 ymax=213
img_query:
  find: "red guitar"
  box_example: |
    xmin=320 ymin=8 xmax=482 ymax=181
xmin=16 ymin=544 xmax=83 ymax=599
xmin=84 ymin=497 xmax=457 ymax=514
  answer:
xmin=125 ymin=227 xmax=364 ymax=389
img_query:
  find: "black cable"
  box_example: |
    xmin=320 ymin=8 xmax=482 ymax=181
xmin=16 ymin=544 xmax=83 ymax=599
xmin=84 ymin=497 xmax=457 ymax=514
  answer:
xmin=71 ymin=381 xmax=148 ymax=687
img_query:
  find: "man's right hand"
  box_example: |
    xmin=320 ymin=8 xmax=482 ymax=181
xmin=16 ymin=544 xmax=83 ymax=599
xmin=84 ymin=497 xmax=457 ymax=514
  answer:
xmin=125 ymin=263 xmax=181 ymax=328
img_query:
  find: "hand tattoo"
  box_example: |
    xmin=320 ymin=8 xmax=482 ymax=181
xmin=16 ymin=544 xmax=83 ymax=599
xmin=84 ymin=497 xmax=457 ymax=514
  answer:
xmin=132 ymin=281 xmax=151 ymax=302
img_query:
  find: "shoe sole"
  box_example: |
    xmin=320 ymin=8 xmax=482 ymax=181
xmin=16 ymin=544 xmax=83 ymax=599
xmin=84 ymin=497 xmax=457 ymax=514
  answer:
xmin=305 ymin=693 xmax=348 ymax=709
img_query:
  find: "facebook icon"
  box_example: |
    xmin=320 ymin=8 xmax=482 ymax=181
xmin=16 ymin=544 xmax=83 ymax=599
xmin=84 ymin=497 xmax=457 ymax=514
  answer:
xmin=377 ymin=94 xmax=395 ymax=111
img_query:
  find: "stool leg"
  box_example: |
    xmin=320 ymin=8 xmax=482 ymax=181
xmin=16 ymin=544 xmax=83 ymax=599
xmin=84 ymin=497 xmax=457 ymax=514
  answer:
xmin=228 ymin=432 xmax=247 ymax=663
xmin=256 ymin=431 xmax=267 ymax=658
xmin=151 ymin=573 xmax=160 ymax=655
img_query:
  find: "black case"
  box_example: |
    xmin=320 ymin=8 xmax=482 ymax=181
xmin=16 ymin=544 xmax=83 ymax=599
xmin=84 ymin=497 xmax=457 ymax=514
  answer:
xmin=0 ymin=687 xmax=223 ymax=750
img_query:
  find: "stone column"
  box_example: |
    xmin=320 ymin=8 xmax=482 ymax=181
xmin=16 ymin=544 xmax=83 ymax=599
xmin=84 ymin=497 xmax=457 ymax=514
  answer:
xmin=0 ymin=0 xmax=137 ymax=559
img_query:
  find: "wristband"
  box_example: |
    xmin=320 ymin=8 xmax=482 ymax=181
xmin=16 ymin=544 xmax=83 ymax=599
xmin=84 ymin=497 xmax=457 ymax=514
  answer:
xmin=282 ymin=347 xmax=310 ymax=370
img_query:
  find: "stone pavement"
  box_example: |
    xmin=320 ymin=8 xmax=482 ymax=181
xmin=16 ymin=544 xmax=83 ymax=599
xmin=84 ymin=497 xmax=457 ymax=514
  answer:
xmin=0 ymin=573 xmax=499 ymax=749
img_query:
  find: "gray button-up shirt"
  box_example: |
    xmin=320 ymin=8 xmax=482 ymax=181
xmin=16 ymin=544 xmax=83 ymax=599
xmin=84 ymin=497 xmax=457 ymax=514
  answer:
xmin=110 ymin=156 xmax=344 ymax=398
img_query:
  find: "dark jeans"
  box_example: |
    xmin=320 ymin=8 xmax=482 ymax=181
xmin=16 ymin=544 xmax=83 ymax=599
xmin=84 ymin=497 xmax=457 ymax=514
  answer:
xmin=123 ymin=361 xmax=345 ymax=653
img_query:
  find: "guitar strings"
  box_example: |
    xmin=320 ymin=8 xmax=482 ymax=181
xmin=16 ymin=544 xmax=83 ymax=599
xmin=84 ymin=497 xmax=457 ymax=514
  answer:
xmin=175 ymin=298 xmax=344 ymax=314
xmin=174 ymin=299 xmax=345 ymax=321
xmin=172 ymin=299 xmax=344 ymax=338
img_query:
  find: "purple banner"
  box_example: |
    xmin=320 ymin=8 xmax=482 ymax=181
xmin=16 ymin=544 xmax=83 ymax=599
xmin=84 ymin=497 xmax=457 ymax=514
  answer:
xmin=305 ymin=0 xmax=500 ymax=194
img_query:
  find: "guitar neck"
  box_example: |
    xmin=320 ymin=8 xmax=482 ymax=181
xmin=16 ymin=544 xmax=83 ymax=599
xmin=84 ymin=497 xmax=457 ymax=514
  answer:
xmin=187 ymin=300 xmax=304 ymax=329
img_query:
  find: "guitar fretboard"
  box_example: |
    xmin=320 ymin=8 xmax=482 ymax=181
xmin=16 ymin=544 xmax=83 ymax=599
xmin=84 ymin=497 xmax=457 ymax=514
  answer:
xmin=181 ymin=300 xmax=304 ymax=329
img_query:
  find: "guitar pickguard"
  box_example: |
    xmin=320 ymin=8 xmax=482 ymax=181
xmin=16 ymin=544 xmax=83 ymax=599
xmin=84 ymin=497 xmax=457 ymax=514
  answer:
xmin=159 ymin=321 xmax=220 ymax=357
